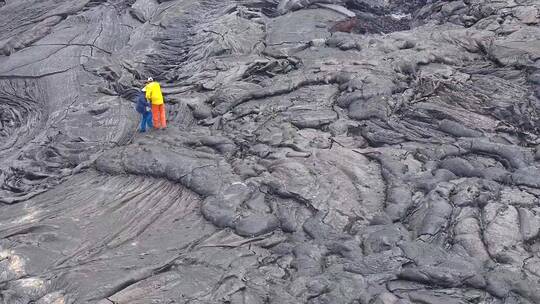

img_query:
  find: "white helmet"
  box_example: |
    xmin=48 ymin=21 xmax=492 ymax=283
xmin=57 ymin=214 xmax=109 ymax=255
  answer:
xmin=146 ymin=77 xmax=154 ymax=82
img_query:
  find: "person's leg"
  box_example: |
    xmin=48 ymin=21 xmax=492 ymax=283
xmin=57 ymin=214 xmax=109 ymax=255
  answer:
xmin=159 ymin=104 xmax=167 ymax=129
xmin=145 ymin=111 xmax=153 ymax=130
xmin=139 ymin=114 xmax=146 ymax=132
xmin=151 ymin=104 xmax=161 ymax=128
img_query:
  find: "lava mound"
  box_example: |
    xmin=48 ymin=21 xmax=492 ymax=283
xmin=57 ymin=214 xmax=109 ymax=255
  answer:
xmin=1 ymin=0 xmax=540 ymax=303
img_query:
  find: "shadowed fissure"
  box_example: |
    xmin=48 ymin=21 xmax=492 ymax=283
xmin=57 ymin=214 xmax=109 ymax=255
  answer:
xmin=1 ymin=0 xmax=540 ymax=303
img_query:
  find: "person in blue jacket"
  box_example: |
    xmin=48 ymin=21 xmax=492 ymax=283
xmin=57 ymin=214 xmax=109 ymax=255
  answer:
xmin=136 ymin=88 xmax=153 ymax=132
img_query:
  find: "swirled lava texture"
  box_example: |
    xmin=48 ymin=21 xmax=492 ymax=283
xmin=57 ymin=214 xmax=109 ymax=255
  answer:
xmin=1 ymin=0 xmax=540 ymax=303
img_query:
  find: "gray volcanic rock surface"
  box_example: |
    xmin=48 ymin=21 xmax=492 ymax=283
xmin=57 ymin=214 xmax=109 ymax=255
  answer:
xmin=1 ymin=0 xmax=540 ymax=303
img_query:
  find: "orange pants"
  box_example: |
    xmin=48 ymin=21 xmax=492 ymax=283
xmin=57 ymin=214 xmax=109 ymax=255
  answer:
xmin=151 ymin=104 xmax=167 ymax=129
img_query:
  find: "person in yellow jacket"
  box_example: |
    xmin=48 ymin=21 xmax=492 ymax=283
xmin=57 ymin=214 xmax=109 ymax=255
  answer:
xmin=144 ymin=77 xmax=166 ymax=129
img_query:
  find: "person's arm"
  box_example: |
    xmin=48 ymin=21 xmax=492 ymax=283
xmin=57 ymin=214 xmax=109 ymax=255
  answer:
xmin=145 ymin=85 xmax=151 ymax=102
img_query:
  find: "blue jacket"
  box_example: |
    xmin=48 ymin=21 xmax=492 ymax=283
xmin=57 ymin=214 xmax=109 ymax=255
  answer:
xmin=135 ymin=92 xmax=151 ymax=114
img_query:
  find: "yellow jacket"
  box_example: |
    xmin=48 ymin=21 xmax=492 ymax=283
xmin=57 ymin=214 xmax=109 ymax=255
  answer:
xmin=145 ymin=81 xmax=164 ymax=105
